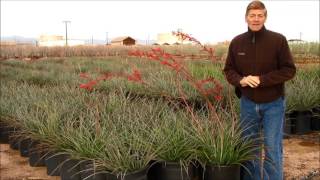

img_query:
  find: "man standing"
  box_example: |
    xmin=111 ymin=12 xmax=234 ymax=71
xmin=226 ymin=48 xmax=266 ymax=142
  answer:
xmin=223 ymin=1 xmax=296 ymax=180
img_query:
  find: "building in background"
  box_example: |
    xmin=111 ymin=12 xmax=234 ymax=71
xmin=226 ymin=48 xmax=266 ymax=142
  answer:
xmin=110 ymin=36 xmax=136 ymax=46
xmin=37 ymin=35 xmax=85 ymax=47
xmin=156 ymin=32 xmax=195 ymax=45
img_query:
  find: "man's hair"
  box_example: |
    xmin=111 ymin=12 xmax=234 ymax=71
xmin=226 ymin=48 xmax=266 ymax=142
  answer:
xmin=246 ymin=0 xmax=267 ymax=16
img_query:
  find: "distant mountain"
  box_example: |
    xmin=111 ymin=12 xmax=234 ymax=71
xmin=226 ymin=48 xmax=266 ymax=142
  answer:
xmin=84 ymin=39 xmax=107 ymax=45
xmin=85 ymin=38 xmax=156 ymax=45
xmin=136 ymin=39 xmax=156 ymax=45
xmin=1 ymin=36 xmax=37 ymax=44
xmin=1 ymin=36 xmax=156 ymax=46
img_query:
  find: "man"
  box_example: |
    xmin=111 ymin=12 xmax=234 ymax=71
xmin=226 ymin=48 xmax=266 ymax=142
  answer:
xmin=223 ymin=1 xmax=296 ymax=180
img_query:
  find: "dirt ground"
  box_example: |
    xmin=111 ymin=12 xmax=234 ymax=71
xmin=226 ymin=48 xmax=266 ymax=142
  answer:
xmin=0 ymin=133 xmax=319 ymax=180
xmin=283 ymin=133 xmax=320 ymax=179
xmin=0 ymin=143 xmax=59 ymax=180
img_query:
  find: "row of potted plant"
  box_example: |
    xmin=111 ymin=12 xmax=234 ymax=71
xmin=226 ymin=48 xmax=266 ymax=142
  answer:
xmin=285 ymin=67 xmax=320 ymax=134
xmin=2 ymin=57 xmax=319 ymax=138
xmin=1 ymin=57 xmax=319 ymax=115
xmin=0 ymin=79 xmax=257 ymax=180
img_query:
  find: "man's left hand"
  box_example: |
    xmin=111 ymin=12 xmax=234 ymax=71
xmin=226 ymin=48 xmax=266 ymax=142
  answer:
xmin=246 ymin=75 xmax=260 ymax=88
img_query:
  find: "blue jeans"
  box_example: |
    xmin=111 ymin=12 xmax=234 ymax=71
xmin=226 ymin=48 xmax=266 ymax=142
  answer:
xmin=240 ymin=96 xmax=285 ymax=180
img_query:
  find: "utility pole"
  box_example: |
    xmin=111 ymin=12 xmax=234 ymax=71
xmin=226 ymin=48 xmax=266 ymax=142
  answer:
xmin=62 ymin=20 xmax=71 ymax=46
xmin=106 ymin=32 xmax=109 ymax=45
xmin=146 ymin=34 xmax=150 ymax=45
xmin=299 ymin=32 xmax=302 ymax=41
xmin=91 ymin=35 xmax=94 ymax=45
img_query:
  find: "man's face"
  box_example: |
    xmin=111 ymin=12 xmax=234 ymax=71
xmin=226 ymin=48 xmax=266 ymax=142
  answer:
xmin=246 ymin=9 xmax=267 ymax=31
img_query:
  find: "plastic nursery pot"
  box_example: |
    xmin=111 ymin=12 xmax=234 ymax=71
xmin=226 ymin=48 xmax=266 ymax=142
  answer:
xmin=60 ymin=158 xmax=81 ymax=180
xmin=147 ymin=160 xmax=160 ymax=180
xmin=45 ymin=151 xmax=70 ymax=176
xmin=80 ymin=160 xmax=106 ymax=180
xmin=19 ymin=138 xmax=32 ymax=157
xmin=204 ymin=164 xmax=240 ymax=180
xmin=283 ymin=113 xmax=292 ymax=138
xmin=0 ymin=125 xmax=13 ymax=144
xmin=290 ymin=110 xmax=312 ymax=135
xmin=9 ymin=135 xmax=20 ymax=150
xmin=28 ymin=141 xmax=47 ymax=167
xmin=107 ymin=166 xmax=149 ymax=180
xmin=311 ymin=106 xmax=320 ymax=131
xmin=154 ymin=161 xmax=196 ymax=180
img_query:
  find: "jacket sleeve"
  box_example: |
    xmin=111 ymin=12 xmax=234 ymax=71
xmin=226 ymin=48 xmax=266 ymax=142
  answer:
xmin=259 ymin=36 xmax=296 ymax=87
xmin=223 ymin=41 xmax=243 ymax=87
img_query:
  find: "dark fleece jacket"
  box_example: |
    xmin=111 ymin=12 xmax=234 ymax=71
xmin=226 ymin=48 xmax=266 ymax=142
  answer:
xmin=223 ymin=26 xmax=296 ymax=103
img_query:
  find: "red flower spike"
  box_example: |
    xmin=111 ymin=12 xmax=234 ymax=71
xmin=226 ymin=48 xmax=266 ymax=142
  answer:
xmin=127 ymin=69 xmax=143 ymax=83
xmin=162 ymin=53 xmax=172 ymax=60
xmin=151 ymin=47 xmax=163 ymax=53
xmin=79 ymin=73 xmax=90 ymax=79
xmin=214 ymin=95 xmax=222 ymax=101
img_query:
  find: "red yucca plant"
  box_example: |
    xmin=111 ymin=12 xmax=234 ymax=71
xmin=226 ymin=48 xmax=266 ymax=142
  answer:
xmin=79 ymin=31 xmax=224 ymax=127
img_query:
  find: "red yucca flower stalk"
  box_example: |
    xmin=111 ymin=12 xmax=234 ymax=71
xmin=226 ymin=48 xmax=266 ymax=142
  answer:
xmin=128 ymin=48 xmax=223 ymax=125
xmin=79 ymin=31 xmax=223 ymax=126
xmin=79 ymin=68 xmax=146 ymax=91
xmin=172 ymin=31 xmax=216 ymax=61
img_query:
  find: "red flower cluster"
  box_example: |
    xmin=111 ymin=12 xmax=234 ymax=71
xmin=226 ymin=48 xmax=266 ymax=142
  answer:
xmin=127 ymin=69 xmax=143 ymax=82
xmin=79 ymin=80 xmax=97 ymax=91
xmin=79 ymin=72 xmax=90 ymax=79
xmin=172 ymin=31 xmax=201 ymax=45
xmin=195 ymin=77 xmax=223 ymax=101
xmin=79 ymin=69 xmax=144 ymax=91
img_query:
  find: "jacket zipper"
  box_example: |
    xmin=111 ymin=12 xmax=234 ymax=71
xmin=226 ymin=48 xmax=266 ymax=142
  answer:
xmin=252 ymin=32 xmax=256 ymax=100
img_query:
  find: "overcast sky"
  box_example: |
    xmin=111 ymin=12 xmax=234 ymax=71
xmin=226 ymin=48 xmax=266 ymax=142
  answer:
xmin=1 ymin=0 xmax=319 ymax=43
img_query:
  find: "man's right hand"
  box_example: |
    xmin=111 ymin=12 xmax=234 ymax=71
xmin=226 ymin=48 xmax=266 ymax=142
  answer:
xmin=240 ymin=75 xmax=260 ymax=88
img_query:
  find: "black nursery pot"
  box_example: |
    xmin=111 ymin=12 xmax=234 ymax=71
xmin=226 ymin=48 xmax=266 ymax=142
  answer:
xmin=28 ymin=141 xmax=46 ymax=167
xmin=45 ymin=152 xmax=70 ymax=176
xmin=9 ymin=135 xmax=20 ymax=150
xmin=204 ymin=164 xmax=240 ymax=180
xmin=283 ymin=113 xmax=292 ymax=138
xmin=152 ymin=161 xmax=196 ymax=180
xmin=290 ymin=110 xmax=312 ymax=134
xmin=80 ymin=160 xmax=106 ymax=180
xmin=311 ymin=106 xmax=320 ymax=131
xmin=8 ymin=127 xmax=22 ymax=149
xmin=107 ymin=167 xmax=148 ymax=180
xmin=19 ymin=138 xmax=32 ymax=157
xmin=0 ymin=125 xmax=13 ymax=144
xmin=60 ymin=158 xmax=81 ymax=180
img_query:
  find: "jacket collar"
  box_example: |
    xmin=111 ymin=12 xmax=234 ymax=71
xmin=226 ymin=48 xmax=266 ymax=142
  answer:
xmin=248 ymin=26 xmax=266 ymax=43
xmin=248 ymin=26 xmax=266 ymax=35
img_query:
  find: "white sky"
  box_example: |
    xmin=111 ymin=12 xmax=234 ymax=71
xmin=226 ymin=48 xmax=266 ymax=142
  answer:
xmin=1 ymin=0 xmax=319 ymax=43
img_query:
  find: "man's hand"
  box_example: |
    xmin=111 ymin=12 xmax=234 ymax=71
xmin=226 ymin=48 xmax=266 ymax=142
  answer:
xmin=240 ymin=75 xmax=260 ymax=88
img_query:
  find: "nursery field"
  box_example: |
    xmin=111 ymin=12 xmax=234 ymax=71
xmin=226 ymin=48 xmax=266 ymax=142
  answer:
xmin=0 ymin=54 xmax=319 ymax=180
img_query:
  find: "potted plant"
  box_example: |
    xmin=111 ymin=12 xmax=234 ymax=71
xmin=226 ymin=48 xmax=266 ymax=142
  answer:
xmin=285 ymin=70 xmax=320 ymax=134
xmin=148 ymin=114 xmax=198 ymax=180
xmin=97 ymin=130 xmax=155 ymax=180
xmin=190 ymin=112 xmax=258 ymax=180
